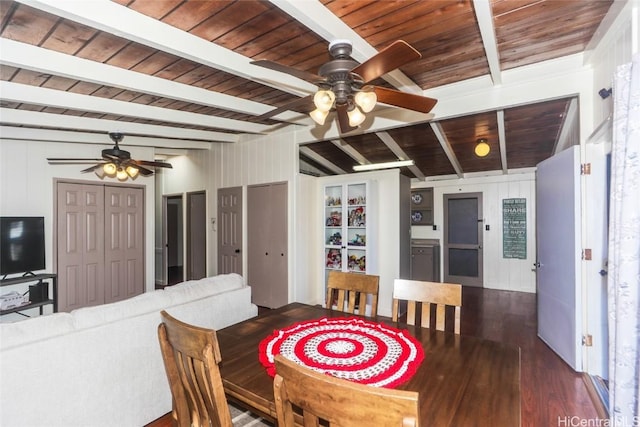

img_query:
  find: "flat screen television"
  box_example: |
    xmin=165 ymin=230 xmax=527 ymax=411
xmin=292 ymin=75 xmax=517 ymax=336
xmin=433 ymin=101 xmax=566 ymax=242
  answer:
xmin=0 ymin=216 xmax=46 ymax=276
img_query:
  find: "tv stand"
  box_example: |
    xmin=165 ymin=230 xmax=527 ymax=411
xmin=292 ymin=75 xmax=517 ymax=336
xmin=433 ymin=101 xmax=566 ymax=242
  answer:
xmin=0 ymin=273 xmax=57 ymax=317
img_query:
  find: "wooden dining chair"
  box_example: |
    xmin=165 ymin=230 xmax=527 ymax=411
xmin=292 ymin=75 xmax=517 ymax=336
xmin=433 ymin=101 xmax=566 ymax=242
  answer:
xmin=392 ymin=279 xmax=463 ymax=334
xmin=157 ymin=310 xmax=233 ymax=427
xmin=273 ymin=355 xmax=419 ymax=427
xmin=326 ymin=270 xmax=379 ymax=317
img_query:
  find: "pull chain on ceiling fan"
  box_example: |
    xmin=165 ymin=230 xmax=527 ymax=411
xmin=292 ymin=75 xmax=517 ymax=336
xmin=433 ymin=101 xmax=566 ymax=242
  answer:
xmin=47 ymin=132 xmax=173 ymax=181
xmin=251 ymin=39 xmax=437 ymax=134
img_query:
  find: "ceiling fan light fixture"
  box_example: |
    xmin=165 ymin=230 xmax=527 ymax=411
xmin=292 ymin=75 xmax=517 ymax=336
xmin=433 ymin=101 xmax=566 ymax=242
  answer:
xmin=126 ymin=165 xmax=139 ymax=178
xmin=354 ymin=90 xmax=377 ymax=113
xmin=313 ymin=90 xmax=335 ymax=112
xmin=116 ymin=167 xmax=128 ymax=181
xmin=347 ymin=105 xmax=366 ymax=127
xmin=474 ymin=138 xmax=490 ymax=157
xmin=309 ymin=108 xmax=329 ymax=125
xmin=103 ymin=162 xmax=117 ymax=176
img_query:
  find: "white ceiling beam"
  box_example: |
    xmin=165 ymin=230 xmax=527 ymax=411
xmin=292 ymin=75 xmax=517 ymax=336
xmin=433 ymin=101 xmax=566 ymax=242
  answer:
xmin=0 ymin=109 xmax=237 ymax=143
xmin=473 ymin=0 xmax=502 ymax=85
xmin=554 ymin=98 xmax=579 ymax=153
xmin=375 ymin=131 xmax=425 ymax=180
xmin=0 ymin=81 xmax=270 ymax=134
xmin=18 ymin=0 xmax=316 ymax=96
xmin=497 ymin=110 xmax=508 ymax=173
xmin=430 ymin=122 xmax=463 ymax=178
xmin=270 ymin=0 xmax=423 ymax=94
xmin=0 ymin=39 xmax=306 ymax=123
xmin=299 ymin=146 xmax=346 ymax=174
xmin=0 ymin=127 xmax=212 ymax=150
xmin=330 ymin=140 xmax=369 ymax=164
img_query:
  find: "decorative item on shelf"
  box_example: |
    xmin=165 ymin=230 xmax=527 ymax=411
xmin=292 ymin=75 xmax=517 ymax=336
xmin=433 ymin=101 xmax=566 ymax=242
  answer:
xmin=350 ymin=234 xmax=366 ymax=246
xmin=326 ymin=249 xmax=342 ymax=269
xmin=411 ymin=211 xmax=423 ymax=223
xmin=348 ymin=206 xmax=366 ymax=227
xmin=326 ymin=211 xmax=342 ymax=226
xmin=326 ymin=196 xmax=341 ymax=207
xmin=411 ymin=192 xmax=423 ymax=205
xmin=347 ymin=254 xmax=366 ymax=271
xmin=348 ymin=195 xmax=366 ymax=205
xmin=326 ymin=232 xmax=342 ymax=245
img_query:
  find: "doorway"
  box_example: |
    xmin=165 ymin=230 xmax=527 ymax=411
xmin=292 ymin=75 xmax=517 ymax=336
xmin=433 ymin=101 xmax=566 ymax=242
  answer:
xmin=164 ymin=195 xmax=183 ymax=286
xmin=187 ymin=191 xmax=206 ymax=280
xmin=443 ymin=192 xmax=484 ymax=287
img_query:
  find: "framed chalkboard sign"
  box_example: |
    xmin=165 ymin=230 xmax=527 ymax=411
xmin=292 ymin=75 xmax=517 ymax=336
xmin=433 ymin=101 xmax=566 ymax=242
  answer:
xmin=502 ymin=198 xmax=526 ymax=259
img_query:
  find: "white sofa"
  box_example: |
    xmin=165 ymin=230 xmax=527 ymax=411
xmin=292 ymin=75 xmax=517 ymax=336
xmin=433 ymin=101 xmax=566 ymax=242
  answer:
xmin=0 ymin=273 xmax=258 ymax=427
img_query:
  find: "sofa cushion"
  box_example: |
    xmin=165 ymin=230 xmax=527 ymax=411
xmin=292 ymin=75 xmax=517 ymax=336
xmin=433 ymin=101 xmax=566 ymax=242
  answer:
xmin=164 ymin=273 xmax=246 ymax=305
xmin=0 ymin=312 xmax=75 ymax=350
xmin=72 ymin=290 xmax=171 ymax=330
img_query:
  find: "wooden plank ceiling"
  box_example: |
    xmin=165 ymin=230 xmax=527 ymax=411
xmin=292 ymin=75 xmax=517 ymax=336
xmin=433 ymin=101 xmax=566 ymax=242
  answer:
xmin=0 ymin=0 xmax=613 ymax=178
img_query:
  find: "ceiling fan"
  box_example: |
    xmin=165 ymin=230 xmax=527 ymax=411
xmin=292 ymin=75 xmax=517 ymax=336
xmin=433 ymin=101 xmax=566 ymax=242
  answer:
xmin=251 ymin=39 xmax=437 ymax=134
xmin=47 ymin=132 xmax=172 ymax=180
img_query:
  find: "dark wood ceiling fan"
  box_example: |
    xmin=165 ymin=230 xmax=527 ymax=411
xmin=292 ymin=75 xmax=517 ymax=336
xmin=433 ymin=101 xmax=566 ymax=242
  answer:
xmin=251 ymin=40 xmax=437 ymax=134
xmin=47 ymin=132 xmax=172 ymax=179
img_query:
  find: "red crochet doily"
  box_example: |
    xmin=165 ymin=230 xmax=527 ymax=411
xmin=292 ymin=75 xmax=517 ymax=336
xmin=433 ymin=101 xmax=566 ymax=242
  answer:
xmin=258 ymin=317 xmax=424 ymax=388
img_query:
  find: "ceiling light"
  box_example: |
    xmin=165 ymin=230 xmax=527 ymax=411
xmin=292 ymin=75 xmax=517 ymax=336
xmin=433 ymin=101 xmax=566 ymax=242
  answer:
xmin=347 ymin=105 xmax=366 ymax=127
xmin=474 ymin=138 xmax=490 ymax=157
xmin=309 ymin=108 xmax=329 ymax=125
xmin=116 ymin=167 xmax=128 ymax=181
xmin=354 ymin=90 xmax=377 ymax=113
xmin=103 ymin=162 xmax=117 ymax=176
xmin=353 ymin=160 xmax=414 ymax=171
xmin=313 ymin=90 xmax=335 ymax=112
xmin=125 ymin=165 xmax=139 ymax=179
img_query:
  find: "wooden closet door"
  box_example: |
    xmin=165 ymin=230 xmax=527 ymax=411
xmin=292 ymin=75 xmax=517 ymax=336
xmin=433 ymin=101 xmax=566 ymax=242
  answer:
xmin=57 ymin=182 xmax=105 ymax=312
xmin=247 ymin=183 xmax=288 ymax=308
xmin=104 ymin=186 xmax=144 ymax=303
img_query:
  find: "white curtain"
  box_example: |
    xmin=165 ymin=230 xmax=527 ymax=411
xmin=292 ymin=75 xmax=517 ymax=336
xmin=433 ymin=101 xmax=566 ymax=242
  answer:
xmin=608 ymin=53 xmax=640 ymax=425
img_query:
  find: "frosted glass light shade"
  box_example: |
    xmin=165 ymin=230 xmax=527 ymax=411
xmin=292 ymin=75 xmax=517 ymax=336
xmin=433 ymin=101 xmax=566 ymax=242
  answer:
xmin=313 ymin=90 xmax=335 ymax=112
xmin=347 ymin=106 xmax=366 ymax=127
xmin=125 ymin=165 xmax=139 ymax=178
xmin=116 ymin=167 xmax=128 ymax=181
xmin=474 ymin=139 xmax=490 ymax=157
xmin=354 ymin=90 xmax=377 ymax=113
xmin=103 ymin=163 xmax=117 ymax=175
xmin=309 ymin=108 xmax=329 ymax=125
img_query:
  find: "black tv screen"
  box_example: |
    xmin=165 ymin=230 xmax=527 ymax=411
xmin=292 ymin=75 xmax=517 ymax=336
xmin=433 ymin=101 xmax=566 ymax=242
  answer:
xmin=0 ymin=217 xmax=46 ymax=276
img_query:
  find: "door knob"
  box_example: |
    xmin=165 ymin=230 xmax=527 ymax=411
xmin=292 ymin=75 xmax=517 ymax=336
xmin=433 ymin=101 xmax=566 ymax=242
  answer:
xmin=235 ymin=249 xmax=241 ymax=253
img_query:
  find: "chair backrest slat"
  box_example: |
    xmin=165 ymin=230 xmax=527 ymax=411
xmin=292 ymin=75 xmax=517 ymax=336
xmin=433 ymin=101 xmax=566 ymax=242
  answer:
xmin=158 ymin=310 xmax=233 ymax=427
xmin=326 ymin=271 xmax=379 ymax=317
xmin=392 ymin=279 xmax=462 ymax=334
xmin=273 ymin=355 xmax=419 ymax=427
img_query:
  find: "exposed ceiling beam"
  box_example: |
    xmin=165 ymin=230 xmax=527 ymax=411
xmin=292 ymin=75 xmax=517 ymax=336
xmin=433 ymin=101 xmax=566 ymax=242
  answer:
xmin=330 ymin=140 xmax=369 ymax=164
xmin=375 ymin=131 xmax=425 ymax=180
xmin=0 ymin=81 xmax=270 ymax=135
xmin=18 ymin=0 xmax=316 ymax=96
xmin=430 ymin=122 xmax=463 ymax=177
xmin=0 ymin=109 xmax=237 ymax=143
xmin=554 ymin=98 xmax=579 ymax=154
xmin=473 ymin=0 xmax=502 ymax=85
xmin=270 ymin=0 xmax=423 ymax=94
xmin=497 ymin=110 xmax=508 ymax=173
xmin=0 ymin=39 xmax=307 ymax=123
xmin=299 ymin=146 xmax=346 ymax=174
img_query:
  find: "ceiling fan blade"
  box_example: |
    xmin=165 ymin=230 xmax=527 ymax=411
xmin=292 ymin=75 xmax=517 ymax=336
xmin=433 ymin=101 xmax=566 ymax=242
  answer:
xmin=256 ymin=95 xmax=314 ymax=121
xmin=47 ymin=158 xmax=104 ymax=163
xmin=80 ymin=163 xmax=103 ymax=173
xmin=250 ymin=60 xmax=323 ymax=84
xmin=351 ymin=40 xmax=421 ymax=84
xmin=132 ymin=159 xmax=173 ymax=169
xmin=135 ymin=165 xmax=154 ymax=176
xmin=335 ymin=104 xmax=358 ymax=134
xmin=373 ymin=86 xmax=437 ymax=113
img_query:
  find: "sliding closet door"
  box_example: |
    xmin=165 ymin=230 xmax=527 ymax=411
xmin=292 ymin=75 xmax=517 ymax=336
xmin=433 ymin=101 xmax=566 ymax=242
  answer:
xmin=57 ymin=182 xmax=105 ymax=312
xmin=104 ymin=185 xmax=144 ymax=304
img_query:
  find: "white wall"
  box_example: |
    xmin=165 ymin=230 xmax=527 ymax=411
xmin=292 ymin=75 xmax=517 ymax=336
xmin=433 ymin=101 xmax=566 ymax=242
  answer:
xmin=412 ymin=172 xmax=537 ymax=293
xmin=0 ymin=139 xmax=157 ymax=318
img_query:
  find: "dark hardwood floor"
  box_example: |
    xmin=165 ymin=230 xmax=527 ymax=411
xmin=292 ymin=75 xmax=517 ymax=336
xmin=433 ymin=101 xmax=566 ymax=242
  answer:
xmin=147 ymin=287 xmax=602 ymax=427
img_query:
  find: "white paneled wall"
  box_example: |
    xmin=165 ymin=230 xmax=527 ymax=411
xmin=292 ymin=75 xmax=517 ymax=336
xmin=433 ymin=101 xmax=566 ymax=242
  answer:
xmin=412 ymin=172 xmax=537 ymax=293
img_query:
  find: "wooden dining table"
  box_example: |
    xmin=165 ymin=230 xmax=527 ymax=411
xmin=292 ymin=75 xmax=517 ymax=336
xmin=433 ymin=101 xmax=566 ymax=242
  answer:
xmin=216 ymin=302 xmax=521 ymax=426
